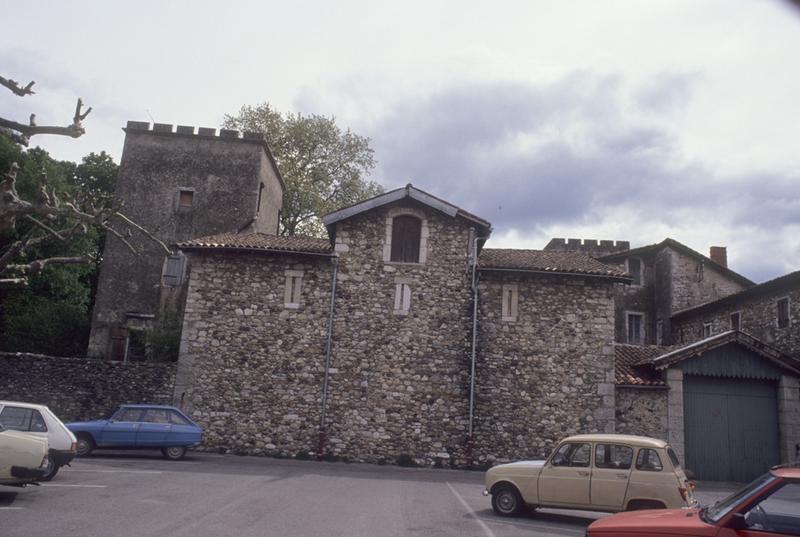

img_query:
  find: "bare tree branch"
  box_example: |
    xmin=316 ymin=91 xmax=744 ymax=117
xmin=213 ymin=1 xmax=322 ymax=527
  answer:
xmin=0 ymin=75 xmax=35 ymax=97
xmin=113 ymin=211 xmax=171 ymax=255
xmin=7 ymin=255 xmax=92 ymax=275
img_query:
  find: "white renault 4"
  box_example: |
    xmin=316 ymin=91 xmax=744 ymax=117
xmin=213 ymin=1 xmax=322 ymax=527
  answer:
xmin=0 ymin=401 xmax=77 ymax=481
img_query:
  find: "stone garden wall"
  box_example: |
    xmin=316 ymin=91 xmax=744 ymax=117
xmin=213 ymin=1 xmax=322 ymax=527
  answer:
xmin=614 ymin=387 xmax=668 ymax=440
xmin=0 ymin=352 xmax=175 ymax=421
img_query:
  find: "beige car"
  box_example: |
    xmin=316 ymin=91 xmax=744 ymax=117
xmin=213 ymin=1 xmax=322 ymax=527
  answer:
xmin=484 ymin=434 xmax=696 ymax=516
xmin=0 ymin=421 xmax=49 ymax=487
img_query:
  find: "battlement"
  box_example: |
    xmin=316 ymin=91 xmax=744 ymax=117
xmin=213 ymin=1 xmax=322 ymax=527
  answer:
xmin=124 ymin=121 xmax=267 ymax=144
xmin=545 ymin=238 xmax=630 ymax=256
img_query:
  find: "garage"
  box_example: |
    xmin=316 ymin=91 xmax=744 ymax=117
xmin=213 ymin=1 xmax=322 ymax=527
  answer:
xmin=684 ymin=374 xmax=780 ymax=482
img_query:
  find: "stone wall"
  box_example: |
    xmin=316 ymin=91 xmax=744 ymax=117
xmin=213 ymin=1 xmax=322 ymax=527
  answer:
xmin=615 ymin=387 xmax=668 ymax=440
xmin=0 ymin=352 xmax=175 ymax=421
xmin=672 ymin=285 xmax=800 ymax=356
xmin=605 ymin=255 xmax=658 ymax=344
xmin=668 ymin=247 xmax=749 ymax=314
xmin=473 ymin=273 xmax=616 ymax=464
xmin=174 ymin=251 xmax=333 ymax=456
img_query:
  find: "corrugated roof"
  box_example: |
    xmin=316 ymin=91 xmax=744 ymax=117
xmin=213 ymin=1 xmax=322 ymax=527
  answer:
xmin=479 ymin=249 xmax=630 ymax=281
xmin=615 ymin=345 xmax=668 ymax=386
xmin=177 ymin=233 xmax=332 ymax=255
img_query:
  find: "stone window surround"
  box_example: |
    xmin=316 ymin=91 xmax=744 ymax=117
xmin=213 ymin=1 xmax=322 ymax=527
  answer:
xmin=175 ymin=187 xmax=195 ymax=211
xmin=501 ymin=283 xmax=518 ymax=322
xmin=696 ymin=261 xmax=704 ymax=282
xmin=383 ymin=207 xmax=429 ymax=265
xmin=777 ymin=296 xmax=791 ymax=329
xmin=626 ymin=257 xmax=644 ymax=287
xmin=625 ymin=311 xmax=645 ymax=345
xmin=730 ymin=310 xmax=742 ymax=331
xmin=702 ymin=322 xmax=712 ymax=338
xmin=394 ymin=277 xmax=412 ymax=316
xmin=284 ymin=270 xmax=304 ymax=310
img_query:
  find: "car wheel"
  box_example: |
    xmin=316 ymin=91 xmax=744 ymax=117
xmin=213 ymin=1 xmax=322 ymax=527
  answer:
xmin=76 ymin=435 xmax=94 ymax=457
xmin=161 ymin=446 xmax=187 ymax=460
xmin=39 ymin=458 xmax=59 ymax=481
xmin=492 ymin=484 xmax=524 ymax=516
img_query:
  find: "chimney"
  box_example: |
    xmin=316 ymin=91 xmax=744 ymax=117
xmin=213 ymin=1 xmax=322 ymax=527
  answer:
xmin=710 ymin=246 xmax=727 ymax=267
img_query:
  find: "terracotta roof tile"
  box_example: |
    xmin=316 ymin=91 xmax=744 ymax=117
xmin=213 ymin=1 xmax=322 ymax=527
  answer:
xmin=479 ymin=249 xmax=629 ymax=280
xmin=615 ymin=345 xmax=668 ymax=386
xmin=177 ymin=233 xmax=332 ymax=255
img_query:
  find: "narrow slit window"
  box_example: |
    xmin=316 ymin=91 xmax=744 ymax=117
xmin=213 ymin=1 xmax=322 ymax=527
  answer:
xmin=502 ymin=284 xmax=518 ymax=321
xmin=656 ymin=320 xmax=664 ymax=345
xmin=702 ymin=322 xmax=712 ymax=338
xmin=627 ymin=258 xmax=642 ymax=286
xmin=394 ymin=283 xmax=412 ymax=315
xmin=284 ymin=271 xmax=303 ymax=309
xmin=777 ymin=297 xmax=790 ymax=328
xmin=696 ymin=262 xmax=704 ymax=282
xmin=730 ymin=312 xmax=741 ymax=331
xmin=626 ymin=313 xmax=644 ymax=344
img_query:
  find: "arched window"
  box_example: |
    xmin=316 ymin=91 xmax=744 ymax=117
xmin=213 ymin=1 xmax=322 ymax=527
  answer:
xmin=390 ymin=215 xmax=422 ymax=263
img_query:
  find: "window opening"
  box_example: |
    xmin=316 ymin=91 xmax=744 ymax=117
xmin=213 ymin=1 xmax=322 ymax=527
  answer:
xmin=628 ymin=258 xmax=642 ymax=286
xmin=126 ymin=329 xmax=147 ymax=362
xmin=162 ymin=255 xmax=186 ymax=287
xmin=656 ymin=320 xmax=664 ymax=345
xmin=390 ymin=215 xmax=422 ymax=263
xmin=284 ymin=271 xmax=303 ymax=309
xmin=394 ymin=283 xmax=412 ymax=315
xmin=696 ymin=262 xmax=704 ymax=282
xmin=502 ymin=284 xmax=518 ymax=321
xmin=702 ymin=322 xmax=712 ymax=338
xmin=627 ymin=313 xmax=644 ymax=344
xmin=777 ymin=297 xmax=790 ymax=329
xmin=730 ymin=312 xmax=741 ymax=331
xmin=178 ymin=189 xmax=194 ymax=208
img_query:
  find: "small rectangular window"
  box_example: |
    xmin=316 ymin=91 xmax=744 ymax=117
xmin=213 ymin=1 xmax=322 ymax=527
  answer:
xmin=394 ymin=283 xmax=412 ymax=315
xmin=730 ymin=312 xmax=741 ymax=331
xmin=702 ymin=322 xmax=712 ymax=338
xmin=627 ymin=258 xmax=642 ymax=286
xmin=502 ymin=284 xmax=518 ymax=321
xmin=178 ymin=189 xmax=194 ymax=208
xmin=777 ymin=297 xmax=790 ymax=328
xmin=696 ymin=262 xmax=704 ymax=282
xmin=284 ymin=271 xmax=303 ymax=309
xmin=656 ymin=320 xmax=664 ymax=345
xmin=626 ymin=313 xmax=644 ymax=344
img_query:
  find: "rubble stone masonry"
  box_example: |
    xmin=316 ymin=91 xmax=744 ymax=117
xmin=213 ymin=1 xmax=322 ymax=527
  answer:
xmin=614 ymin=387 xmax=668 ymax=440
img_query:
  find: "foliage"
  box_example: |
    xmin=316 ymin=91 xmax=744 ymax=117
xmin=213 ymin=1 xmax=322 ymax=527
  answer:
xmin=223 ymin=103 xmax=383 ymax=236
xmin=145 ymin=310 xmax=182 ymax=363
xmin=0 ymin=135 xmax=118 ymax=355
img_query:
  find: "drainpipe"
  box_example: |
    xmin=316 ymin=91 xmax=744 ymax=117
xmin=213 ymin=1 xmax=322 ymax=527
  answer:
xmin=468 ymin=236 xmax=483 ymax=439
xmin=318 ymin=256 xmax=339 ymax=458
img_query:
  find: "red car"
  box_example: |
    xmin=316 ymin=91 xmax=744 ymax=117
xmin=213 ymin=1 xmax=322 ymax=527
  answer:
xmin=587 ymin=466 xmax=800 ymax=536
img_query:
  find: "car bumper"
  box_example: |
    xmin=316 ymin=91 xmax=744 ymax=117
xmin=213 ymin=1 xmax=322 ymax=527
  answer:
xmin=51 ymin=449 xmax=77 ymax=467
xmin=11 ymin=466 xmax=47 ymax=479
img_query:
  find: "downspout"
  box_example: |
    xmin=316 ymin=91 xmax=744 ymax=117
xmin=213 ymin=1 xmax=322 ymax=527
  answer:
xmin=468 ymin=235 xmax=483 ymax=453
xmin=318 ymin=256 xmax=339 ymax=458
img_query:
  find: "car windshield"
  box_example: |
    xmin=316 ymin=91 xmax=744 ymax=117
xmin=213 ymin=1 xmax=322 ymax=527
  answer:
xmin=704 ymin=473 xmax=776 ymax=523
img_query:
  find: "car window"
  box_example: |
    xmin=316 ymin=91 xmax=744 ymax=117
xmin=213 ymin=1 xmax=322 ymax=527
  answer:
xmin=169 ymin=411 xmax=191 ymax=425
xmin=635 ymin=448 xmax=663 ymax=471
xmin=667 ymin=447 xmax=681 ymax=469
xmin=595 ymin=444 xmax=633 ymax=470
xmin=29 ymin=410 xmax=48 ymax=432
xmin=115 ymin=408 xmax=143 ymax=422
xmin=142 ymin=409 xmax=170 ymax=424
xmin=0 ymin=407 xmax=48 ymax=432
xmin=744 ymin=482 xmax=800 ymax=535
xmin=551 ymin=443 xmax=591 ymax=467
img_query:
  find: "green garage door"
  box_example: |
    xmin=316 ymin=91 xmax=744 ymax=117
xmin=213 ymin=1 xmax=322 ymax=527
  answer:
xmin=684 ymin=376 xmax=779 ymax=482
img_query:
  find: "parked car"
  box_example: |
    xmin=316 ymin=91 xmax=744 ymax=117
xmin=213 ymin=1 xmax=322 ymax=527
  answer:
xmin=66 ymin=404 xmax=202 ymax=460
xmin=0 ymin=421 xmax=49 ymax=487
xmin=484 ymin=434 xmax=695 ymax=516
xmin=587 ymin=465 xmax=800 ymax=536
xmin=0 ymin=401 xmax=77 ymax=481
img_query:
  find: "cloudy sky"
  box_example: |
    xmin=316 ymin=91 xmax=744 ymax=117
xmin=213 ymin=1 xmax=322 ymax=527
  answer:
xmin=2 ymin=0 xmax=799 ymax=282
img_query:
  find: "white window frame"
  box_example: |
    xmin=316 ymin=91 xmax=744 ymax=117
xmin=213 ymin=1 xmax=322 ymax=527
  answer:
xmin=284 ymin=270 xmax=304 ymax=309
xmin=626 ymin=311 xmax=645 ymax=345
xmin=777 ymin=296 xmax=791 ymax=329
xmin=730 ymin=311 xmax=742 ymax=331
xmin=383 ymin=207 xmax=429 ymax=265
xmin=394 ymin=279 xmax=412 ymax=316
xmin=627 ymin=257 xmax=643 ymax=287
xmin=702 ymin=322 xmax=712 ymax=338
xmin=501 ymin=284 xmax=518 ymax=322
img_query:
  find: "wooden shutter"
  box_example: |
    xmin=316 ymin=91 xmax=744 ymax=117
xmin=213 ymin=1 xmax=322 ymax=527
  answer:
xmin=390 ymin=216 xmax=421 ymax=263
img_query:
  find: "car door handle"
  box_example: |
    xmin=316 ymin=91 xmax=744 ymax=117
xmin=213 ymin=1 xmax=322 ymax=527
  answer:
xmin=577 ymin=471 xmax=591 ymax=477
xmin=616 ymin=474 xmax=628 ymax=479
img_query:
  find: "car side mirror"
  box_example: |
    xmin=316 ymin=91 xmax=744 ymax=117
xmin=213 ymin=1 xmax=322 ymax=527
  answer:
xmin=727 ymin=513 xmax=747 ymax=530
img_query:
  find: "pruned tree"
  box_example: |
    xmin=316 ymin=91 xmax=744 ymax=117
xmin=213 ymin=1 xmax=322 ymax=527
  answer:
xmin=223 ymin=103 xmax=383 ymax=236
xmin=0 ymin=74 xmax=169 ymax=287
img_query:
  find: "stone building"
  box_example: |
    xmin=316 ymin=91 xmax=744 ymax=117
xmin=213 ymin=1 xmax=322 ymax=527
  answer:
xmin=88 ymin=122 xmax=284 ymax=360
xmin=85 ymin=121 xmax=800 ymax=480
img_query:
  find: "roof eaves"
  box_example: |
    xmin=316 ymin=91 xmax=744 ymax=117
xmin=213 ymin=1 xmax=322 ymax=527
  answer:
xmin=479 ymin=266 xmax=632 ymax=282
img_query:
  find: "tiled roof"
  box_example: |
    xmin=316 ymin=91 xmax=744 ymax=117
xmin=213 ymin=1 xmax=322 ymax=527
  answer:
xmin=615 ymin=345 xmax=668 ymax=386
xmin=177 ymin=233 xmax=332 ymax=255
xmin=479 ymin=249 xmax=630 ymax=280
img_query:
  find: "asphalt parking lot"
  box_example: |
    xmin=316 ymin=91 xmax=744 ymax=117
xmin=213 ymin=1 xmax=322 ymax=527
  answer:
xmin=1 ymin=452 xmax=735 ymax=537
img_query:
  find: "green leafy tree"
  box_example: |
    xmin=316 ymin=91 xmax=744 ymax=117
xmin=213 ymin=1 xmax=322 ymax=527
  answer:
xmin=223 ymin=103 xmax=383 ymax=236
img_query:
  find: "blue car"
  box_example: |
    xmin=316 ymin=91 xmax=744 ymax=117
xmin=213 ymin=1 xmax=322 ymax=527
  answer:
xmin=66 ymin=405 xmax=202 ymax=460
